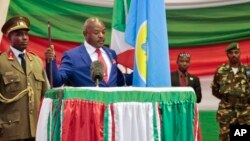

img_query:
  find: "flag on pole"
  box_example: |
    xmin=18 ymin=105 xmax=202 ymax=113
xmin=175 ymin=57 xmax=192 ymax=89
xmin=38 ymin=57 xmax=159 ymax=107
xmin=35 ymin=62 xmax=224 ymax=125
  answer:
xmin=125 ymin=0 xmax=171 ymax=87
xmin=110 ymin=0 xmax=134 ymax=69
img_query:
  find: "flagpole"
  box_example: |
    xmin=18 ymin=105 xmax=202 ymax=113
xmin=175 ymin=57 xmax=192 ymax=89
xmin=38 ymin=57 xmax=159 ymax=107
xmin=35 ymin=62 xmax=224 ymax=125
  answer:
xmin=123 ymin=0 xmax=128 ymax=19
xmin=48 ymin=21 xmax=53 ymax=88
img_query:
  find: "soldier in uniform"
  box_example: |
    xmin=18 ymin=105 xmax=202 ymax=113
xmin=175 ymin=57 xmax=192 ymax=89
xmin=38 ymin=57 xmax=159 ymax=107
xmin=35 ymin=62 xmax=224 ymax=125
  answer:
xmin=0 ymin=16 xmax=49 ymax=140
xmin=211 ymin=42 xmax=250 ymax=141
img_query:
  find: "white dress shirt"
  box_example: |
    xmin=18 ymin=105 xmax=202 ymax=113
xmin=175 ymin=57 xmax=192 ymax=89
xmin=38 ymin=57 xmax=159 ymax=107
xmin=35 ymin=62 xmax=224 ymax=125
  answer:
xmin=84 ymin=41 xmax=111 ymax=80
xmin=10 ymin=46 xmax=26 ymax=65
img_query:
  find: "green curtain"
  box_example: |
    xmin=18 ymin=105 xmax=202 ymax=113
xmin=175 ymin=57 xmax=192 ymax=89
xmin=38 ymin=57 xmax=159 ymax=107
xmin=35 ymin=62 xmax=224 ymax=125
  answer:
xmin=8 ymin=0 xmax=250 ymax=47
xmin=161 ymin=102 xmax=195 ymax=141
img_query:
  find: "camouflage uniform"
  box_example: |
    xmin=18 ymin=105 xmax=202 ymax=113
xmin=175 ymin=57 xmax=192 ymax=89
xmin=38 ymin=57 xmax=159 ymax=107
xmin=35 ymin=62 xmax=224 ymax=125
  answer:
xmin=212 ymin=63 xmax=250 ymax=141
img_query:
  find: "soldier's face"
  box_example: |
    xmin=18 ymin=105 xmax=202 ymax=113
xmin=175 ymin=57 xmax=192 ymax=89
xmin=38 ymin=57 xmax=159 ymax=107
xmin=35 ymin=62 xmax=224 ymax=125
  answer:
xmin=227 ymin=49 xmax=240 ymax=65
xmin=177 ymin=57 xmax=190 ymax=73
xmin=8 ymin=29 xmax=29 ymax=52
xmin=84 ymin=21 xmax=106 ymax=49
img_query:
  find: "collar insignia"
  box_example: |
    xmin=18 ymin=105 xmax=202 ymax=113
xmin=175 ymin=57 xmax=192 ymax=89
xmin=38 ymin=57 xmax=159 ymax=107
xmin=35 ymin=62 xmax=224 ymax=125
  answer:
xmin=8 ymin=51 xmax=14 ymax=60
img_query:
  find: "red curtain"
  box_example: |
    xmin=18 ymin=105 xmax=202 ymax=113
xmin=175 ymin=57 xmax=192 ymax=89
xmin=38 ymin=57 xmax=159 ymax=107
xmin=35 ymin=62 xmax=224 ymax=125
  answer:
xmin=1 ymin=35 xmax=249 ymax=76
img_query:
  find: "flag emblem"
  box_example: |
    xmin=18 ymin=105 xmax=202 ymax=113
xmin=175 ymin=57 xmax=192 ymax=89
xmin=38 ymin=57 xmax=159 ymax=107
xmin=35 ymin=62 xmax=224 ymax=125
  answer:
xmin=136 ymin=21 xmax=147 ymax=82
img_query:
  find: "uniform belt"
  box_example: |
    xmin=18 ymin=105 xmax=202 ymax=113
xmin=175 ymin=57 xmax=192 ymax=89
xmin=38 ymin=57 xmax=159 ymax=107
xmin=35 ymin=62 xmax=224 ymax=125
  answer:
xmin=223 ymin=96 xmax=248 ymax=105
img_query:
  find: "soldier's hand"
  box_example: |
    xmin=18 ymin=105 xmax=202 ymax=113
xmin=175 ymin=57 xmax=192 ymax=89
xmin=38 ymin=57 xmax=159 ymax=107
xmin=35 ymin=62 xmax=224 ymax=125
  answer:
xmin=45 ymin=45 xmax=55 ymax=62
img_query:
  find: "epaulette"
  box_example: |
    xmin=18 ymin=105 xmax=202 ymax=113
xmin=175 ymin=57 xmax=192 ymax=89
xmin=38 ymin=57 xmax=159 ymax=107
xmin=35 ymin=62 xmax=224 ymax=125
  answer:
xmin=27 ymin=51 xmax=37 ymax=61
xmin=28 ymin=51 xmax=37 ymax=56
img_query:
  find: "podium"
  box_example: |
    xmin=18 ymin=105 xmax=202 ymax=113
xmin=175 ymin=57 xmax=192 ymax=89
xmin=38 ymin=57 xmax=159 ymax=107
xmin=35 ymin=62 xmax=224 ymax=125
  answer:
xmin=36 ymin=87 xmax=197 ymax=141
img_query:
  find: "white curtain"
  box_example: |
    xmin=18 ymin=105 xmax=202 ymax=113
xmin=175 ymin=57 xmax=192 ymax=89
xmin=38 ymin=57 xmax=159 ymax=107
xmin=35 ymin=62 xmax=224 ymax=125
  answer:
xmin=0 ymin=0 xmax=10 ymax=42
xmin=66 ymin=0 xmax=250 ymax=9
xmin=36 ymin=98 xmax=54 ymax=141
xmin=113 ymin=102 xmax=156 ymax=141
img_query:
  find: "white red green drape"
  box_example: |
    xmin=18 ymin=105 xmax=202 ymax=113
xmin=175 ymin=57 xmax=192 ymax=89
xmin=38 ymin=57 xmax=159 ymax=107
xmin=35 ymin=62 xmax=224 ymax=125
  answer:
xmin=36 ymin=87 xmax=197 ymax=141
xmin=1 ymin=0 xmax=249 ymax=110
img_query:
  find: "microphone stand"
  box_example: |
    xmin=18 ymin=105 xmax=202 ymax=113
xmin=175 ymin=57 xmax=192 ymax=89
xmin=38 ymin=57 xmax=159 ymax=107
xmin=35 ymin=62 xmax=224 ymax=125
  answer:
xmin=96 ymin=79 xmax=99 ymax=87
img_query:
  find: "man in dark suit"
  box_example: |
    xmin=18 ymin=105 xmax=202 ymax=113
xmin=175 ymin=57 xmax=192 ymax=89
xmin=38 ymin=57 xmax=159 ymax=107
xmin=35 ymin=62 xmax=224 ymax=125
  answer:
xmin=0 ymin=16 xmax=49 ymax=140
xmin=171 ymin=52 xmax=202 ymax=103
xmin=45 ymin=17 xmax=128 ymax=87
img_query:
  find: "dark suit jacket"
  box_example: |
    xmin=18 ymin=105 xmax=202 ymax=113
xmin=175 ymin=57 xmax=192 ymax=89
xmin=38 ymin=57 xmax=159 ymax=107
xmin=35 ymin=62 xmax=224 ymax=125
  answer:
xmin=171 ymin=71 xmax=202 ymax=103
xmin=46 ymin=44 xmax=125 ymax=87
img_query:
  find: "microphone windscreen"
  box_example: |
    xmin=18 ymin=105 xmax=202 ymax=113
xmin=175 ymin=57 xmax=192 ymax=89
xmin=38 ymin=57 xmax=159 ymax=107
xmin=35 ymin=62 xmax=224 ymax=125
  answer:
xmin=90 ymin=60 xmax=104 ymax=82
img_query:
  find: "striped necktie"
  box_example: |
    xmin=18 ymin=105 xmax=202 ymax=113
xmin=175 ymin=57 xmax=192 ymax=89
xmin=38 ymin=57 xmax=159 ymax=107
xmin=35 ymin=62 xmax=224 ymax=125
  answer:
xmin=180 ymin=73 xmax=187 ymax=86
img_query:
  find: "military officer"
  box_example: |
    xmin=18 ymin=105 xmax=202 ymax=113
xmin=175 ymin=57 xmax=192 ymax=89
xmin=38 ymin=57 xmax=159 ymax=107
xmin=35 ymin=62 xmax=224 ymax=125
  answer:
xmin=0 ymin=16 xmax=49 ymax=140
xmin=211 ymin=42 xmax=250 ymax=141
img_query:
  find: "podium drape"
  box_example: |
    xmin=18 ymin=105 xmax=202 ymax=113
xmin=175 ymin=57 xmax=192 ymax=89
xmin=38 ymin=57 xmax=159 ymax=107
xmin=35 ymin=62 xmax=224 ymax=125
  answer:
xmin=36 ymin=87 xmax=197 ymax=141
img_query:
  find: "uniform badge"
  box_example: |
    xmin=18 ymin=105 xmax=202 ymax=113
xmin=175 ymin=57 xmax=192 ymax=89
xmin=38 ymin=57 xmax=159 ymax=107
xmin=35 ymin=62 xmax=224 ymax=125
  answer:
xmin=112 ymin=59 xmax=116 ymax=64
xmin=8 ymin=51 xmax=14 ymax=60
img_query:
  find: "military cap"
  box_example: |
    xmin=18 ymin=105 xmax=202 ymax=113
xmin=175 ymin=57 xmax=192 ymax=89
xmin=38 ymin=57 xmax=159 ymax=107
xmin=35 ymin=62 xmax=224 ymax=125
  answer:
xmin=1 ymin=16 xmax=30 ymax=35
xmin=226 ymin=42 xmax=240 ymax=52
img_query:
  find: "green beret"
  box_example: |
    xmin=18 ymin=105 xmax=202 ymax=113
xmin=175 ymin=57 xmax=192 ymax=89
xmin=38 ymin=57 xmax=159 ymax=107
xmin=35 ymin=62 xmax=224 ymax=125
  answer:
xmin=226 ymin=42 xmax=240 ymax=52
xmin=1 ymin=16 xmax=30 ymax=36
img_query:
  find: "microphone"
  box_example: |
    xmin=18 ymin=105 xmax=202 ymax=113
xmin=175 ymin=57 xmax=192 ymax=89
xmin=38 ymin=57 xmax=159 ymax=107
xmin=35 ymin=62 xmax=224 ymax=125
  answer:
xmin=90 ymin=60 xmax=104 ymax=87
xmin=247 ymin=66 xmax=250 ymax=80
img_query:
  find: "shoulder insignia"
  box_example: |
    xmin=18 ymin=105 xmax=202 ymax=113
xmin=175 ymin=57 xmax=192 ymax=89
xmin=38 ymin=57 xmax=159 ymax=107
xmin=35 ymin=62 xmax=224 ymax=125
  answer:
xmin=27 ymin=51 xmax=35 ymax=61
xmin=28 ymin=51 xmax=37 ymax=56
